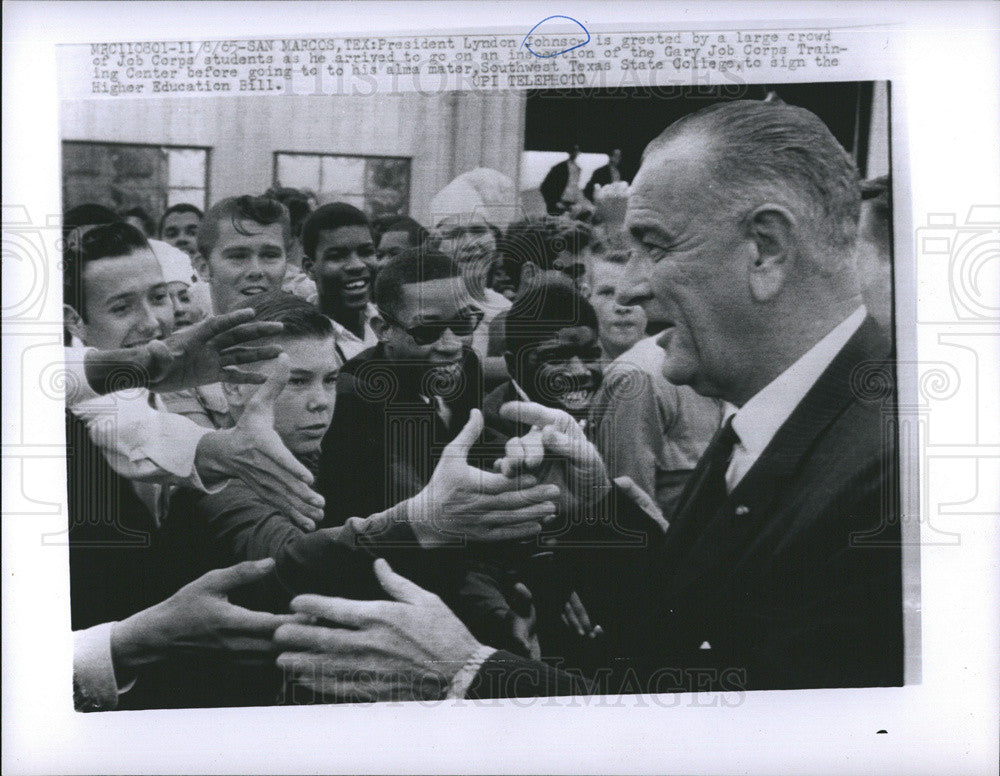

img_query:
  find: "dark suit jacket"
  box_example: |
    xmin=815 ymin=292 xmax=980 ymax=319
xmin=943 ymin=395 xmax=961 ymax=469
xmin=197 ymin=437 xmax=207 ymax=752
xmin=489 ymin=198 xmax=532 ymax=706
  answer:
xmin=65 ymin=411 xmax=165 ymax=631
xmin=540 ymin=160 xmax=570 ymax=215
xmin=469 ymin=316 xmax=904 ymax=696
xmin=317 ymin=344 xmax=524 ymax=642
xmin=319 ymin=343 xmax=494 ymax=525
xmin=583 ymin=163 xmax=624 ymax=201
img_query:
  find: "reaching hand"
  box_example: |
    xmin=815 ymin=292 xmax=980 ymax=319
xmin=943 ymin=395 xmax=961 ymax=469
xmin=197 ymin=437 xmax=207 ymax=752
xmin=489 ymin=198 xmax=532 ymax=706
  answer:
xmin=275 ymin=559 xmax=484 ymax=702
xmin=196 ymin=355 xmax=325 ymax=531
xmin=145 ymin=308 xmax=284 ymax=392
xmin=110 ymin=558 xmax=299 ymax=677
xmin=405 ymin=409 xmax=560 ymax=546
xmin=496 ymin=401 xmax=612 ymax=514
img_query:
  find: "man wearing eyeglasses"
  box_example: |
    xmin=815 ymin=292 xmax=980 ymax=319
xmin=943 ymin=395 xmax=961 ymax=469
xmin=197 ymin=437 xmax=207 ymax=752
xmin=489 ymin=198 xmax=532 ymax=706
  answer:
xmin=317 ymin=248 xmax=552 ymax=656
xmin=320 ymin=248 xmax=493 ymax=526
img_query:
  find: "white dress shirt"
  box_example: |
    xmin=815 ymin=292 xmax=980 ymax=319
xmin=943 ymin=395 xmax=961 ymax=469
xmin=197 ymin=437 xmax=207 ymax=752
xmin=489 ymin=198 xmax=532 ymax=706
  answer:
xmin=73 ymin=622 xmax=134 ymax=711
xmin=65 ymin=346 xmax=218 ymax=510
xmin=329 ymin=303 xmax=380 ymax=364
xmin=725 ymin=306 xmax=867 ymax=493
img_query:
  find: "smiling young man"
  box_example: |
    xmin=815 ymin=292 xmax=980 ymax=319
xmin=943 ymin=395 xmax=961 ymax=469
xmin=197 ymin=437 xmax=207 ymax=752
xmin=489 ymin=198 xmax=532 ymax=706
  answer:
xmin=300 ymin=202 xmax=380 ymax=365
xmin=483 ymin=276 xmax=603 ymax=436
xmin=319 ymin=248 xmax=490 ymax=526
xmin=194 ymin=196 xmax=291 ymax=316
xmin=171 ymin=195 xmax=292 ymax=429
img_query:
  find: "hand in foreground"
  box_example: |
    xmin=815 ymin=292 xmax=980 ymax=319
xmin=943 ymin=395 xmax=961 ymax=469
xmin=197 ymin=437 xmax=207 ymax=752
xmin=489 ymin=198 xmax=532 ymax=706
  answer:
xmin=405 ymin=409 xmax=560 ymax=546
xmin=145 ymin=308 xmax=284 ymax=392
xmin=196 ymin=355 xmax=325 ymax=530
xmin=275 ymin=559 xmax=484 ymax=702
xmin=496 ymin=401 xmax=612 ymax=514
xmin=110 ymin=558 xmax=300 ymax=680
xmin=562 ymin=590 xmax=602 ymax=639
xmin=506 ymin=582 xmax=541 ymax=660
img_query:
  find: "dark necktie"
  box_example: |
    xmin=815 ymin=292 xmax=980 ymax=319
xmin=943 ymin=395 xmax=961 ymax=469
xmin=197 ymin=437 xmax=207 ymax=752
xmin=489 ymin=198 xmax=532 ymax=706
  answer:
xmin=693 ymin=415 xmax=740 ymax=517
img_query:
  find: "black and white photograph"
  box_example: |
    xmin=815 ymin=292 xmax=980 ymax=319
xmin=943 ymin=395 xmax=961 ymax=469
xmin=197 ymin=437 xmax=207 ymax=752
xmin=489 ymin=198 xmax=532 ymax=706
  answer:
xmin=58 ymin=78 xmax=908 ymax=711
xmin=3 ymin=2 xmax=998 ymax=774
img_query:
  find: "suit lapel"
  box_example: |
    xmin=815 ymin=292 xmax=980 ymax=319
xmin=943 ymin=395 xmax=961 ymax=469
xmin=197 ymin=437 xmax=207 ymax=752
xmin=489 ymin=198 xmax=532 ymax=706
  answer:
xmin=663 ymin=317 xmax=890 ymax=603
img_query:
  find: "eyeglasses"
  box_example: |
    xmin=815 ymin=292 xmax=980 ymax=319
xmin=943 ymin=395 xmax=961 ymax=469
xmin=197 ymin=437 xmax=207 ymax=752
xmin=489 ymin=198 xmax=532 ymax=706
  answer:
xmin=378 ymin=306 xmax=484 ymax=346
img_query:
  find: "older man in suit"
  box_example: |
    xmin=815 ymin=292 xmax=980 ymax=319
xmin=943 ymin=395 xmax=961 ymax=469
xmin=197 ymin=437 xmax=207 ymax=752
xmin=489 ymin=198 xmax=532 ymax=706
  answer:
xmin=273 ymin=99 xmax=903 ymax=700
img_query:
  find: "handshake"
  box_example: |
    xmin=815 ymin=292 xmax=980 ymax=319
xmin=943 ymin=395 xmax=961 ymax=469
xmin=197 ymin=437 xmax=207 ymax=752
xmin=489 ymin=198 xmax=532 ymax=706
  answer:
xmin=402 ymin=402 xmax=613 ymax=547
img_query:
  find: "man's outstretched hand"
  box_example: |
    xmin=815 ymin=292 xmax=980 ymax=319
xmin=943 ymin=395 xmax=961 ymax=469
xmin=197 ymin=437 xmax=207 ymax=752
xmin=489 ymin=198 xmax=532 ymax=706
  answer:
xmin=196 ymin=355 xmax=325 ymax=531
xmin=111 ymin=558 xmax=301 ymax=680
xmin=496 ymin=401 xmax=612 ymax=514
xmin=405 ymin=409 xmax=560 ymax=546
xmin=275 ymin=559 xmax=484 ymax=702
xmin=144 ymin=308 xmax=284 ymax=392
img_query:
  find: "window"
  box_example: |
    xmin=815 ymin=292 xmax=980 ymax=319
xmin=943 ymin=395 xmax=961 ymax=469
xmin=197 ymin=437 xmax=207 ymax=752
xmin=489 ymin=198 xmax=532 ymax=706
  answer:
xmin=274 ymin=152 xmax=411 ymax=219
xmin=62 ymin=142 xmax=209 ymax=222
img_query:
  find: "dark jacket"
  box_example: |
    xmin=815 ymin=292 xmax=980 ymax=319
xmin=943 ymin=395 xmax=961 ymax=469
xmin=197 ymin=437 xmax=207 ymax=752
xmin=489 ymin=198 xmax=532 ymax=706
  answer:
xmin=65 ymin=410 xmax=165 ymax=631
xmin=466 ymin=317 xmax=905 ymax=696
xmin=540 ymin=159 xmax=570 ymax=215
xmin=319 ymin=344 xmax=496 ymax=524
xmin=583 ymin=163 xmax=624 ymax=201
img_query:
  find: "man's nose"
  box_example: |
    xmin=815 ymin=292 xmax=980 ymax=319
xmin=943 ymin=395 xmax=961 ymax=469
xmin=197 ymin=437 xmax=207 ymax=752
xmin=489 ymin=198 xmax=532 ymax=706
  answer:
xmin=434 ymin=328 xmax=463 ymax=353
xmin=137 ymin=302 xmax=162 ymax=335
xmin=245 ymin=256 xmax=266 ymax=276
xmin=307 ymin=385 xmax=333 ymax=412
xmin=618 ymin=253 xmax=653 ymax=308
xmin=343 ymin=253 xmax=368 ymax=273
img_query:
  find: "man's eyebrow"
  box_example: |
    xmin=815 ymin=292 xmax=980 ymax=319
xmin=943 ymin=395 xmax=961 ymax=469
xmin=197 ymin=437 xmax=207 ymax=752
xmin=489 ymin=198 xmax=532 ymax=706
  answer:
xmin=289 ymin=367 xmax=315 ymax=376
xmin=628 ymin=221 xmax=673 ymax=243
xmin=103 ymin=291 xmax=137 ymax=306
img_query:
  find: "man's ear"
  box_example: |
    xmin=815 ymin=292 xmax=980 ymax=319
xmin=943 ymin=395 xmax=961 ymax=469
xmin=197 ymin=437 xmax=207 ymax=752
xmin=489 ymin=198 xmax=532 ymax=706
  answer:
xmin=63 ymin=304 xmax=85 ymax=343
xmin=746 ymin=205 xmax=797 ymax=302
xmin=192 ymin=253 xmax=211 ymax=283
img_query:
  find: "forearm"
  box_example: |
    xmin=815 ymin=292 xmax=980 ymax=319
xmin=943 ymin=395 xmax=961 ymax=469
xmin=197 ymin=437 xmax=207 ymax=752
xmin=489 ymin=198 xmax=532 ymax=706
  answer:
xmin=273 ymin=500 xmax=420 ymax=598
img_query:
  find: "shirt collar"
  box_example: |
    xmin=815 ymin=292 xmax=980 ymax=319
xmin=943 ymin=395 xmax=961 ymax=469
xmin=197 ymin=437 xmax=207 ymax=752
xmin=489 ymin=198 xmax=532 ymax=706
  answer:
xmin=731 ymin=306 xmax=867 ymax=459
xmin=329 ymin=303 xmax=378 ymax=340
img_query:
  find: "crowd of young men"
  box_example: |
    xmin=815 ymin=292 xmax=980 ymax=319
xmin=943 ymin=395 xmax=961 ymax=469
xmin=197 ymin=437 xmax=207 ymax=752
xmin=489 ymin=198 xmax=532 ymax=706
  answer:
xmin=65 ymin=98 xmax=899 ymax=710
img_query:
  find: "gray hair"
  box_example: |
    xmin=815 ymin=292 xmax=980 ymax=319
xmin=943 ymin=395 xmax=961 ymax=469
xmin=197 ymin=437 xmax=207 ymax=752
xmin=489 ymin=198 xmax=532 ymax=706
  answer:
xmin=644 ymin=100 xmax=862 ymax=261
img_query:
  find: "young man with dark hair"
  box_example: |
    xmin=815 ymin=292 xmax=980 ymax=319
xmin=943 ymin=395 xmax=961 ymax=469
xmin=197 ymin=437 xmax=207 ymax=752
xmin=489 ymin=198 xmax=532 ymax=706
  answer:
xmin=169 ymin=195 xmax=292 ymax=429
xmin=158 ymin=203 xmax=203 ymax=259
xmin=375 ymin=215 xmax=430 ymax=268
xmin=300 ymin=202 xmax=379 ymax=363
xmin=62 ymin=225 xmax=319 ymax=632
xmin=319 ymin=248 xmax=488 ymax=524
xmin=484 ymin=276 xmax=603 ymax=436
xmin=486 ymin=217 xmax=595 ymax=365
